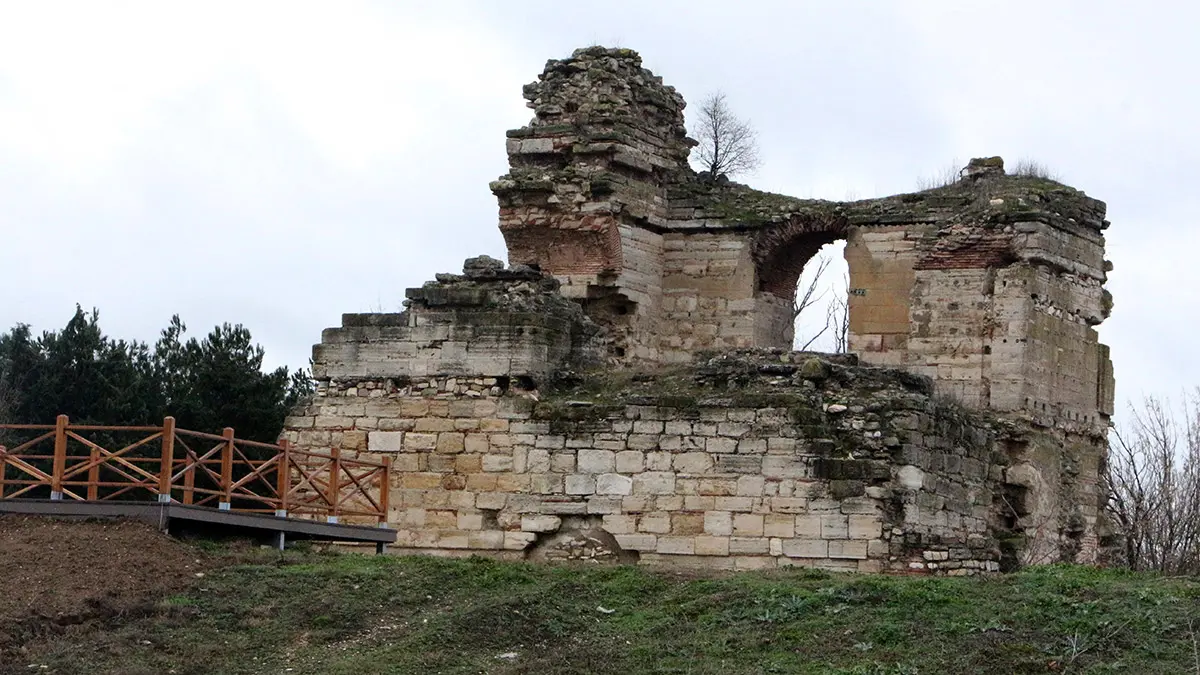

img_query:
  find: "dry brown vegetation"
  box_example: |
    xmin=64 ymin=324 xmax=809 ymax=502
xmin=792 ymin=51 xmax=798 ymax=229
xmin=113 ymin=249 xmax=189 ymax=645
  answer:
xmin=1107 ymin=393 xmax=1200 ymax=574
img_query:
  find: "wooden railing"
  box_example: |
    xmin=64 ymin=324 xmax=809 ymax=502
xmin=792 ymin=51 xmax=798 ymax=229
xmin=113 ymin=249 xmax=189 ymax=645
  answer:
xmin=0 ymin=416 xmax=390 ymax=525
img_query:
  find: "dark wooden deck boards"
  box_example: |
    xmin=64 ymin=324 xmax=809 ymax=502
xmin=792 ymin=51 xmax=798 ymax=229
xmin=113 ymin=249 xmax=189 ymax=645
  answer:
xmin=0 ymin=499 xmax=397 ymax=547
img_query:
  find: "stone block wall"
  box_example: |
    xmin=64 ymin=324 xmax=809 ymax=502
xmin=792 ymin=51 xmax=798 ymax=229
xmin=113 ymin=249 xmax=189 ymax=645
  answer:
xmin=312 ymin=256 xmax=600 ymax=385
xmin=491 ymin=46 xmax=694 ymax=363
xmin=286 ymin=350 xmax=1103 ymax=572
xmin=659 ymin=231 xmax=760 ymax=359
xmin=656 ymin=171 xmax=1114 ymax=428
xmin=285 ymin=44 xmax=1119 ymax=575
xmin=493 ymin=48 xmax=1115 ymax=433
xmin=845 ymin=225 xmax=924 ymax=366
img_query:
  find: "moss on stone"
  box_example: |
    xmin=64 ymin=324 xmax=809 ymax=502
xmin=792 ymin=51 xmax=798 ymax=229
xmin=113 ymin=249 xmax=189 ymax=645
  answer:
xmin=669 ymin=167 xmax=1102 ymax=238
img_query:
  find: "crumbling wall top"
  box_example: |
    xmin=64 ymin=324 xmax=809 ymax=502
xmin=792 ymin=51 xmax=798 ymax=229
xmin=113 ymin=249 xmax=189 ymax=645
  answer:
xmin=517 ymin=47 xmax=690 ymax=151
xmin=669 ymin=158 xmax=1108 ymax=236
xmin=404 ymin=255 xmax=570 ymax=313
xmin=314 ymin=256 xmax=603 ymax=383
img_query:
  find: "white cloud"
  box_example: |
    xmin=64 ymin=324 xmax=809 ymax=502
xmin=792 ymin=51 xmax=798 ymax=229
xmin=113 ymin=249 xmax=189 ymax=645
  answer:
xmin=0 ymin=1 xmax=523 ymax=174
xmin=0 ymin=0 xmax=527 ymax=372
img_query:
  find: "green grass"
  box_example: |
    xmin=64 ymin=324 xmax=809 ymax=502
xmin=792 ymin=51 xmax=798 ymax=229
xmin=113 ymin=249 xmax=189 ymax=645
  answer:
xmin=12 ymin=552 xmax=1200 ymax=675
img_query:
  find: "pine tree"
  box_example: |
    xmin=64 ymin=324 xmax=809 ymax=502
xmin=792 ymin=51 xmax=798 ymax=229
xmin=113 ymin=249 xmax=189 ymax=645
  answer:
xmin=0 ymin=309 xmax=312 ymax=442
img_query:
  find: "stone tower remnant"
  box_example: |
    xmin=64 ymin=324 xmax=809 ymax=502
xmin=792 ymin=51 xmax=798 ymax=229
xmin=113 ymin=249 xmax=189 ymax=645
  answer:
xmin=286 ymin=47 xmax=1115 ymax=573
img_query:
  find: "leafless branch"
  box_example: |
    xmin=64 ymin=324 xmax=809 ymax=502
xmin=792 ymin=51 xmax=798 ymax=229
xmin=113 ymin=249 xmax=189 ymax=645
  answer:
xmin=798 ymin=324 xmax=829 ymax=352
xmin=792 ymin=256 xmax=830 ymax=320
xmin=828 ymin=275 xmax=849 ymax=354
xmin=1106 ymin=392 xmax=1200 ymax=574
xmin=691 ymin=91 xmax=761 ymax=178
xmin=1011 ymin=158 xmax=1061 ymax=181
xmin=794 ymin=260 xmax=849 ymax=354
xmin=915 ymin=160 xmax=962 ymax=191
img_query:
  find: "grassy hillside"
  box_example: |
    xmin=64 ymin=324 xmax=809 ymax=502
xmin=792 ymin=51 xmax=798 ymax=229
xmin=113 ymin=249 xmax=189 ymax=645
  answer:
xmin=10 ymin=546 xmax=1200 ymax=675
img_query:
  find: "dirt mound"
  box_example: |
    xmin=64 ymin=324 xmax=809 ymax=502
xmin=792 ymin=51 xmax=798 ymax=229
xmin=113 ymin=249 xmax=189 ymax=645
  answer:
xmin=0 ymin=516 xmax=205 ymax=656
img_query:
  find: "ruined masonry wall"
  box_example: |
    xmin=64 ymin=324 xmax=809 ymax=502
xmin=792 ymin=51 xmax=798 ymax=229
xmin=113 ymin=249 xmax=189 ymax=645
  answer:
xmin=660 ymin=232 xmax=760 ymax=359
xmin=291 ymin=255 xmax=1106 ymax=571
xmin=494 ymin=47 xmax=694 ymax=363
xmin=845 ymin=226 xmax=923 ymax=366
xmin=494 ymin=47 xmax=1114 ymax=433
xmin=285 ymin=358 xmax=1044 ymax=574
xmin=312 ymin=259 xmax=598 ymax=385
xmin=287 ymin=45 xmax=1117 ymax=574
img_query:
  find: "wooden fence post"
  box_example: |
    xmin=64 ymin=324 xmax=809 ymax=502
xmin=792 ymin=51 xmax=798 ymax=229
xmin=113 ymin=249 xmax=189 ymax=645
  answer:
xmin=183 ymin=452 xmax=195 ymax=506
xmin=378 ymin=457 xmax=391 ymax=527
xmin=275 ymin=439 xmax=291 ymax=518
xmin=326 ymin=445 xmax=341 ymax=524
xmin=0 ymin=447 xmax=7 ymax=499
xmin=51 ymin=415 xmax=68 ymax=500
xmin=220 ymin=427 xmax=234 ymax=510
xmin=86 ymin=444 xmax=100 ymax=501
xmin=158 ymin=417 xmax=176 ymax=503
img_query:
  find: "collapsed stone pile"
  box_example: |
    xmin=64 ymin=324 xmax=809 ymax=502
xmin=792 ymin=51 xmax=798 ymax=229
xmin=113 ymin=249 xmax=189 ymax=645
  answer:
xmin=412 ymin=255 xmax=588 ymax=318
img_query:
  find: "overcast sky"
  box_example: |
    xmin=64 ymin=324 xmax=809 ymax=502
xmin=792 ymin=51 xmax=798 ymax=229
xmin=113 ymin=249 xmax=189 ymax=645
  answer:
xmin=0 ymin=1 xmax=1193 ymax=418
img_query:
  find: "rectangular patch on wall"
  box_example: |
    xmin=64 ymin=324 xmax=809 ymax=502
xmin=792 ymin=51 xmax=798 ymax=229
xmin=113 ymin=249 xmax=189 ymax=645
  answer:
xmin=715 ymin=454 xmax=764 ymax=474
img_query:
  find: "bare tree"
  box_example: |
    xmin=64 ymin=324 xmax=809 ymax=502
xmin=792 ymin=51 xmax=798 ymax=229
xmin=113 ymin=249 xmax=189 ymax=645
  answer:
xmin=794 ymin=255 xmax=849 ymax=353
xmin=691 ymin=92 xmax=760 ymax=179
xmin=1106 ymin=393 xmax=1200 ymax=574
xmin=827 ymin=275 xmax=849 ymax=353
xmin=792 ymin=256 xmax=831 ymax=321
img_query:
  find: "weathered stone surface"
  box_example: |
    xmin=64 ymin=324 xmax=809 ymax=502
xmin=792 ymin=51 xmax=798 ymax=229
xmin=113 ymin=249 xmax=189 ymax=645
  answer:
xmin=367 ymin=431 xmax=403 ymax=452
xmin=311 ymin=259 xmax=601 ymax=383
xmin=578 ymin=449 xmax=615 ymax=474
xmin=490 ymin=52 xmax=1112 ymax=439
xmin=521 ymin=515 xmax=562 ymax=533
xmin=286 ymin=44 xmax=1114 ymax=576
xmin=288 ymin=351 xmax=1101 ymax=574
xmin=597 ymin=473 xmax=634 ymax=496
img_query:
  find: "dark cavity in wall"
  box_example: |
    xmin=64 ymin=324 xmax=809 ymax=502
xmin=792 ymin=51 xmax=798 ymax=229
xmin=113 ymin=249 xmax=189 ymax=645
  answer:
xmin=525 ymin=516 xmax=638 ymax=565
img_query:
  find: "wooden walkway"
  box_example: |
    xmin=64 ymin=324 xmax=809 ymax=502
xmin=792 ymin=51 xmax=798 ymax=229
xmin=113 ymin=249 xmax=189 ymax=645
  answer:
xmin=0 ymin=499 xmax=395 ymax=551
xmin=0 ymin=416 xmax=396 ymax=552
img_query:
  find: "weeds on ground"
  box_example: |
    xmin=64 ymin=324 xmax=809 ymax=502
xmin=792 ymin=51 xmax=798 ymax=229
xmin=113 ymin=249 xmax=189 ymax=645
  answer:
xmin=10 ymin=552 xmax=1199 ymax=675
xmin=1010 ymin=158 xmax=1061 ymax=181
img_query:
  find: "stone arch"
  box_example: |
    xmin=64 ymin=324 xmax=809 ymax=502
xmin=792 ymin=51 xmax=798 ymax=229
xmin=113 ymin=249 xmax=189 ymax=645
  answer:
xmin=749 ymin=214 xmax=850 ymax=349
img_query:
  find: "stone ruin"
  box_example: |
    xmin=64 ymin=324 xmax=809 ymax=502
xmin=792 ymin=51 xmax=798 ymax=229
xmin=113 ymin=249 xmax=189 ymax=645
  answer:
xmin=284 ymin=47 xmax=1116 ymax=574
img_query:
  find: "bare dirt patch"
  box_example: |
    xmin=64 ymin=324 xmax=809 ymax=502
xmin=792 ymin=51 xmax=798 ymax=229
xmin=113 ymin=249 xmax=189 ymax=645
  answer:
xmin=0 ymin=516 xmax=205 ymax=659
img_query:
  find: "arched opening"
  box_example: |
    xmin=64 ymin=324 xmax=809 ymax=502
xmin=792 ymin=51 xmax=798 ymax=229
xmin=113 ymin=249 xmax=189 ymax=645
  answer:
xmin=749 ymin=216 xmax=849 ymax=352
xmin=757 ymin=231 xmax=842 ymax=299
xmin=792 ymin=241 xmax=849 ymax=352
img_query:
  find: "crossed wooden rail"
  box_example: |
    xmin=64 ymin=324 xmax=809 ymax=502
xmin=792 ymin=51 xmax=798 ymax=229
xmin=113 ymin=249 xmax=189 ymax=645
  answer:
xmin=0 ymin=416 xmax=391 ymax=525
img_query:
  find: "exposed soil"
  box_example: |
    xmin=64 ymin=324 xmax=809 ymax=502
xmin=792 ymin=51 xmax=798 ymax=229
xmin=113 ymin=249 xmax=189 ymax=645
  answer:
xmin=0 ymin=516 xmax=205 ymax=660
